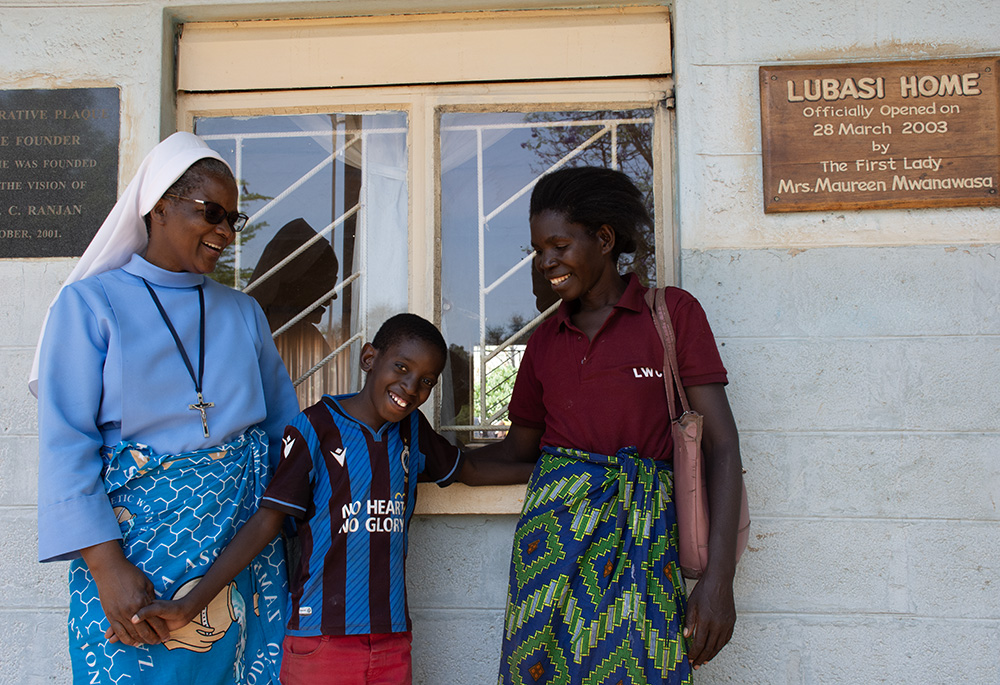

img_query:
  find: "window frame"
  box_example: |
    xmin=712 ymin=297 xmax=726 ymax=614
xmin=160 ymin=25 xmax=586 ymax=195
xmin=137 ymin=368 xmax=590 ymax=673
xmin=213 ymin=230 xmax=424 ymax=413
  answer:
xmin=178 ymin=80 xmax=677 ymax=317
xmin=176 ymin=9 xmax=677 ymax=514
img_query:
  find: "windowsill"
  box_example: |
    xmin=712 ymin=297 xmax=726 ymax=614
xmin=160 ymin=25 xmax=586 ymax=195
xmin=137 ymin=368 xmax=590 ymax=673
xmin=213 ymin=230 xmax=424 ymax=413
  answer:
xmin=414 ymin=482 xmax=527 ymax=515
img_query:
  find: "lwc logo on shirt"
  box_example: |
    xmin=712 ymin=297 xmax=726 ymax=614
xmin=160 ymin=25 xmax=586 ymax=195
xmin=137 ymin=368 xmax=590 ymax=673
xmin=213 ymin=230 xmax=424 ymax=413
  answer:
xmin=630 ymin=366 xmax=664 ymax=379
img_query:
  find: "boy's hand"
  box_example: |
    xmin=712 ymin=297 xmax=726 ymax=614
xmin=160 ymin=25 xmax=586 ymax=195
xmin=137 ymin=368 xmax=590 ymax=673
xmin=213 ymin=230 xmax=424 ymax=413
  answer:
xmin=105 ymin=598 xmax=197 ymax=644
xmin=108 ymin=506 xmax=290 ymax=644
xmin=133 ymin=599 xmax=199 ymax=633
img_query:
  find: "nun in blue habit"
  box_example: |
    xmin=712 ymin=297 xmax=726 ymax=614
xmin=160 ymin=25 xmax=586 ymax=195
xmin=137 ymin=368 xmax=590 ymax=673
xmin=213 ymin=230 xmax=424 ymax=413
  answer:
xmin=30 ymin=132 xmax=300 ymax=684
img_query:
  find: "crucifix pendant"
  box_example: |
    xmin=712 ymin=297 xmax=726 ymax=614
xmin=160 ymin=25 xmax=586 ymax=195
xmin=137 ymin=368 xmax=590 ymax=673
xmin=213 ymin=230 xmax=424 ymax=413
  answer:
xmin=189 ymin=392 xmax=215 ymax=438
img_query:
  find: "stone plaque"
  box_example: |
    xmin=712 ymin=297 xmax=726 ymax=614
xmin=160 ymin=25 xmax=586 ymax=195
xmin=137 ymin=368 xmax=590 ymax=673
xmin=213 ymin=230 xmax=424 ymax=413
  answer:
xmin=760 ymin=58 xmax=1000 ymax=213
xmin=0 ymin=88 xmax=119 ymax=257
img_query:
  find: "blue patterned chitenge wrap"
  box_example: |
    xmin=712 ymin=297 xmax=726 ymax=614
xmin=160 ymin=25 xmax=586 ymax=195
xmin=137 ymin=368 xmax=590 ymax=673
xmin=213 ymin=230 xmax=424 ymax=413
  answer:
xmin=67 ymin=427 xmax=287 ymax=684
xmin=499 ymin=445 xmax=693 ymax=685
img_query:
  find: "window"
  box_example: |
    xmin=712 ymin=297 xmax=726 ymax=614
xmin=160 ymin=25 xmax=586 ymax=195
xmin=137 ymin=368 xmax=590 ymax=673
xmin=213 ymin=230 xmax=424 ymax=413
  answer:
xmin=193 ymin=113 xmax=408 ymax=408
xmin=177 ymin=9 xmax=675 ymax=507
xmin=438 ymin=109 xmax=657 ymax=440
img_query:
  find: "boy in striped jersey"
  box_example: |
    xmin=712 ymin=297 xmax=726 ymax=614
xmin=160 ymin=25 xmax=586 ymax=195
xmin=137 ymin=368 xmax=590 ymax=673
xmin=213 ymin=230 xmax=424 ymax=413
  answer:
xmin=133 ymin=313 xmax=533 ymax=684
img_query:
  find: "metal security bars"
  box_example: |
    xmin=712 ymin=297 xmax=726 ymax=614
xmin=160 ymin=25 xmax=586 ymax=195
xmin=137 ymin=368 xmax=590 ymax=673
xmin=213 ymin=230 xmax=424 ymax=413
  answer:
xmin=196 ymin=115 xmax=409 ymax=405
xmin=439 ymin=112 xmax=655 ymax=436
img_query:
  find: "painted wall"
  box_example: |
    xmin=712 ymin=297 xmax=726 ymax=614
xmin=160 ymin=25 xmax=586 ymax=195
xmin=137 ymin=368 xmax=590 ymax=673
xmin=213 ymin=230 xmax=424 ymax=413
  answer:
xmin=1 ymin=5 xmax=166 ymax=681
xmin=2 ymin=1 xmax=998 ymax=684
xmin=666 ymin=2 xmax=1000 ymax=682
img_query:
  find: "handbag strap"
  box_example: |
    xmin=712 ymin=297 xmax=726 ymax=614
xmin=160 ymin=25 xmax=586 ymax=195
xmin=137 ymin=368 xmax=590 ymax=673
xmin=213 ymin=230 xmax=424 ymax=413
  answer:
xmin=643 ymin=287 xmax=692 ymax=421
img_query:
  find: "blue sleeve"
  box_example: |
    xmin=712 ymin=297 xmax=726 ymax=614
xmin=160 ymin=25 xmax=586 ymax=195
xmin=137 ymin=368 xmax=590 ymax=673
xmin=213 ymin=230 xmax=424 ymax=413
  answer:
xmin=36 ymin=285 xmax=123 ymax=563
xmin=250 ymin=300 xmax=300 ymax=472
xmin=415 ymin=411 xmax=462 ymax=486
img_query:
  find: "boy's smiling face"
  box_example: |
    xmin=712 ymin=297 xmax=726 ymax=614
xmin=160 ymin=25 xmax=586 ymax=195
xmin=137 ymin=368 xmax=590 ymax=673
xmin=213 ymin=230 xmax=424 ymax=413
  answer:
xmin=349 ymin=336 xmax=446 ymax=430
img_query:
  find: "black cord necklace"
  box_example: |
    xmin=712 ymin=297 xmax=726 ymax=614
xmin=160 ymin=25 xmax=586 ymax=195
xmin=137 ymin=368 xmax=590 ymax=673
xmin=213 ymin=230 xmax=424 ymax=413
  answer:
xmin=142 ymin=278 xmax=214 ymax=438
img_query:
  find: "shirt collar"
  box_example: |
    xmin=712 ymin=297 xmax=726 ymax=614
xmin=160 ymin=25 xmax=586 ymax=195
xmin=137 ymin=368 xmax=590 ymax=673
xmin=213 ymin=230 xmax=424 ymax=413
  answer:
xmin=554 ymin=272 xmax=646 ymax=329
xmin=323 ymin=392 xmax=392 ymax=439
xmin=122 ymin=253 xmax=207 ymax=289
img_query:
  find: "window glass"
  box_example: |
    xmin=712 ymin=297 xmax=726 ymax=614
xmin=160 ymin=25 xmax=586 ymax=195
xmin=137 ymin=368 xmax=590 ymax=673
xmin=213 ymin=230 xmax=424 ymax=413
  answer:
xmin=438 ymin=109 xmax=655 ymax=441
xmin=194 ymin=112 xmax=408 ymax=408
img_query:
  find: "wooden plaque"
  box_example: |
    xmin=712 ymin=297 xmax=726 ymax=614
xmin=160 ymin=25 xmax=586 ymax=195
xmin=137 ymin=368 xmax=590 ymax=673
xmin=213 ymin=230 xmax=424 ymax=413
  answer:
xmin=760 ymin=57 xmax=1000 ymax=213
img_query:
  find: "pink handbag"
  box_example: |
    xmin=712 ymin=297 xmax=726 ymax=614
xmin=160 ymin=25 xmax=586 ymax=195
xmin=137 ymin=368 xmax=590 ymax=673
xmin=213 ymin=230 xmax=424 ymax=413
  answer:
xmin=644 ymin=287 xmax=750 ymax=579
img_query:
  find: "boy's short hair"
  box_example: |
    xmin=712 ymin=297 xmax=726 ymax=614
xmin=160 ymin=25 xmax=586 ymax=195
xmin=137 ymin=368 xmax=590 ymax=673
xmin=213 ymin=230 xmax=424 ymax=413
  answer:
xmin=371 ymin=313 xmax=448 ymax=365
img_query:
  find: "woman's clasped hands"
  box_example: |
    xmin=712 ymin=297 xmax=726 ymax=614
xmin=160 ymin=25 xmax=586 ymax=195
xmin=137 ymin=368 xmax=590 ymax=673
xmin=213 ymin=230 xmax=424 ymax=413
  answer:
xmin=84 ymin=541 xmax=170 ymax=647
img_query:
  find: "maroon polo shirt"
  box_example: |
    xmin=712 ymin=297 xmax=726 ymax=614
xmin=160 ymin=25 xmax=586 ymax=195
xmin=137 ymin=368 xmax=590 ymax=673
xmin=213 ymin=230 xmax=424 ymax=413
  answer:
xmin=508 ymin=273 xmax=728 ymax=460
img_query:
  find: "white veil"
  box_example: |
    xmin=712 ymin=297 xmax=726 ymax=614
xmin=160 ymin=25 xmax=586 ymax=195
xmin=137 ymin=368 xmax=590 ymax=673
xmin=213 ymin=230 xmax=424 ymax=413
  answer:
xmin=28 ymin=132 xmax=228 ymax=397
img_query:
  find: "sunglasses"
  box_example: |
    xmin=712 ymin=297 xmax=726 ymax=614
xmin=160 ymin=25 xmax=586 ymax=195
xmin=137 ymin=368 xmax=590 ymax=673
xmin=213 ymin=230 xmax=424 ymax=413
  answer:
xmin=165 ymin=193 xmax=249 ymax=233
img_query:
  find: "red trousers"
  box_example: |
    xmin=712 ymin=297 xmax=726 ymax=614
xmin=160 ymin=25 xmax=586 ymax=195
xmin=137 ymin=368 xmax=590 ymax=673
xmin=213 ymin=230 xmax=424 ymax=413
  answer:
xmin=279 ymin=632 xmax=413 ymax=685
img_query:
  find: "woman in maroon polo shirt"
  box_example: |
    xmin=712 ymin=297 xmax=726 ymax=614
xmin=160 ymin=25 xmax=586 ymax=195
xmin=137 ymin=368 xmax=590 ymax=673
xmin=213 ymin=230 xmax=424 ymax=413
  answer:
xmin=485 ymin=167 xmax=743 ymax=685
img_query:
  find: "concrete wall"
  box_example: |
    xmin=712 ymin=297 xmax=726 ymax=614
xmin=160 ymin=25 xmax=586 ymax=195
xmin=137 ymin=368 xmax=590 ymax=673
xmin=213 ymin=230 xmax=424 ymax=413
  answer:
xmin=2 ymin=1 xmax=998 ymax=684
xmin=662 ymin=2 xmax=1000 ymax=681
xmin=1 ymin=2 xmax=169 ymax=678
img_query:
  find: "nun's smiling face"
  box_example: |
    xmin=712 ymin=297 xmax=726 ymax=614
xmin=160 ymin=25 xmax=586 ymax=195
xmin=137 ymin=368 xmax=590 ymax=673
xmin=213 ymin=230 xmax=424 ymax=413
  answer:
xmin=145 ymin=171 xmax=238 ymax=274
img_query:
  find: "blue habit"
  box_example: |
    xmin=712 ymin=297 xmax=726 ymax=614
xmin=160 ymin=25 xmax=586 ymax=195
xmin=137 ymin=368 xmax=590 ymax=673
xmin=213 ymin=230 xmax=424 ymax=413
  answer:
xmin=37 ymin=254 xmax=299 ymax=684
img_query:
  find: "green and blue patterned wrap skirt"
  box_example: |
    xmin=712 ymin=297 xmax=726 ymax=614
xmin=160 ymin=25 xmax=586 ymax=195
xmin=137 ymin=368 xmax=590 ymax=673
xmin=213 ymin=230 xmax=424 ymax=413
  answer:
xmin=499 ymin=445 xmax=693 ymax=685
